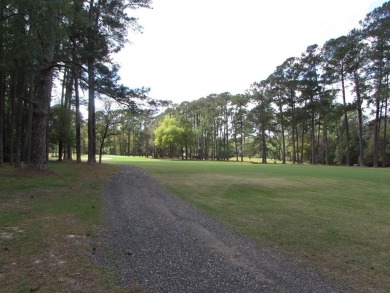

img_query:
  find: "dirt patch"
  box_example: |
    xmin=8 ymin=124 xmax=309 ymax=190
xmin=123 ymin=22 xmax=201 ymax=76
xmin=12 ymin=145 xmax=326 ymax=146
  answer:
xmin=10 ymin=166 xmax=57 ymax=177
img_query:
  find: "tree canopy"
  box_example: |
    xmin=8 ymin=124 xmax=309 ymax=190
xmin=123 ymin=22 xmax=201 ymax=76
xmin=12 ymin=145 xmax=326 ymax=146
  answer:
xmin=0 ymin=1 xmax=389 ymax=168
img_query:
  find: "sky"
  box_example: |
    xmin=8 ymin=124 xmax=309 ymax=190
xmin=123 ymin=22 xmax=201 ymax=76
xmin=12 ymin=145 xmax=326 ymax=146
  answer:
xmin=113 ymin=0 xmax=387 ymax=104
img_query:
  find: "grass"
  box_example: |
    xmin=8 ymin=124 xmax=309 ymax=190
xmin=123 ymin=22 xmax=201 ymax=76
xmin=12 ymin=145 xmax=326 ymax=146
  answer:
xmin=0 ymin=161 xmax=138 ymax=293
xmin=105 ymin=155 xmax=390 ymax=293
xmin=1 ymin=156 xmax=389 ymax=292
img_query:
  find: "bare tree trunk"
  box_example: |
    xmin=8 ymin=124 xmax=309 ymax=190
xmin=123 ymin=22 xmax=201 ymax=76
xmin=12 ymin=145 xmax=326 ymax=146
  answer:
xmin=240 ymin=119 xmax=244 ymax=162
xmin=74 ymin=71 xmax=81 ymax=163
xmin=58 ymin=70 xmax=67 ymax=161
xmin=14 ymin=95 xmax=24 ymax=167
xmin=341 ymin=70 xmax=350 ymax=166
xmin=0 ymin=5 xmax=4 ymax=167
xmin=353 ymin=71 xmax=365 ymax=166
xmin=290 ymin=95 xmax=297 ymax=164
xmin=30 ymin=12 xmax=56 ymax=169
xmin=324 ymin=127 xmax=329 ymax=165
xmin=261 ymin=126 xmax=267 ymax=164
xmin=0 ymin=66 xmax=3 ymax=167
xmin=234 ymin=132 xmax=238 ymax=161
xmin=310 ymin=95 xmax=316 ymax=164
xmin=279 ymin=102 xmax=286 ymax=164
xmin=300 ymin=123 xmax=305 ymax=163
xmin=87 ymin=59 xmax=96 ymax=163
xmin=24 ymin=100 xmax=33 ymax=164
xmin=373 ymin=95 xmax=380 ymax=167
xmin=31 ymin=65 xmax=55 ymax=170
xmin=381 ymin=75 xmax=388 ymax=167
xmin=64 ymin=70 xmax=73 ymax=160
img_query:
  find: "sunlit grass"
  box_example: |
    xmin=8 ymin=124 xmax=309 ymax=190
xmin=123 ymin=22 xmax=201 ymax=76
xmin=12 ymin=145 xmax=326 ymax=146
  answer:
xmin=104 ymin=155 xmax=390 ymax=292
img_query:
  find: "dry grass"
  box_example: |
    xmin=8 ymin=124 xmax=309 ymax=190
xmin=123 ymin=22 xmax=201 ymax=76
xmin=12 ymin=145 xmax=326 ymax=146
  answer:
xmin=0 ymin=162 xmax=144 ymax=293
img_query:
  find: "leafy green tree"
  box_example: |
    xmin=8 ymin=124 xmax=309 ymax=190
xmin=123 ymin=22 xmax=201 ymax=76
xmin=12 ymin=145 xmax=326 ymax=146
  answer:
xmin=154 ymin=115 xmax=184 ymax=158
xmin=95 ymin=99 xmax=123 ymax=164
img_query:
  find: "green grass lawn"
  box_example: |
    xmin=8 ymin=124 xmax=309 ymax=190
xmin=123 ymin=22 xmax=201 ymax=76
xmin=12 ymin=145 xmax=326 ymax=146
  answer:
xmin=1 ymin=156 xmax=389 ymax=292
xmin=0 ymin=161 xmax=131 ymax=292
xmin=107 ymin=155 xmax=390 ymax=292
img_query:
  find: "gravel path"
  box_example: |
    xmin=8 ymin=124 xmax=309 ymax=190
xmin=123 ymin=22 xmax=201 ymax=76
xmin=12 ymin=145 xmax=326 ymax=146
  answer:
xmin=96 ymin=165 xmax=346 ymax=292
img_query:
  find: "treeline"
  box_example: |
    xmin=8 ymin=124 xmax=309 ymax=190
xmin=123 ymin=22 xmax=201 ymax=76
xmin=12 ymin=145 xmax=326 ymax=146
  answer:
xmin=0 ymin=0 xmax=153 ymax=169
xmin=153 ymin=2 xmax=390 ymax=167
xmin=2 ymin=1 xmax=388 ymax=168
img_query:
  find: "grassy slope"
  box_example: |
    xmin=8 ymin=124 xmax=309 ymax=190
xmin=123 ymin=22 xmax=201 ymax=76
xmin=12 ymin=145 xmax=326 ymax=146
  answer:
xmin=107 ymin=156 xmax=390 ymax=293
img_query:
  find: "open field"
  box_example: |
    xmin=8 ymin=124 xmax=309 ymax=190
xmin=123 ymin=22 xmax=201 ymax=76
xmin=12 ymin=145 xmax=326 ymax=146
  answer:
xmin=106 ymin=156 xmax=390 ymax=292
xmin=1 ymin=156 xmax=389 ymax=292
xmin=0 ymin=162 xmax=132 ymax=292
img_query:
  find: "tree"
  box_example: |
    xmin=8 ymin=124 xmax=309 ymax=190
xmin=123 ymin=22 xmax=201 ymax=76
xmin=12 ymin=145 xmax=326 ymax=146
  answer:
xmin=154 ymin=115 xmax=184 ymax=158
xmin=231 ymin=94 xmax=249 ymax=161
xmin=29 ymin=1 xmax=63 ymax=170
xmin=322 ymin=36 xmax=352 ymax=165
xmin=362 ymin=1 xmax=390 ymax=167
xmin=82 ymin=0 xmax=150 ymax=164
xmin=300 ymin=44 xmax=321 ymax=164
xmin=248 ymin=81 xmax=275 ymax=164
xmin=345 ymin=29 xmax=369 ymax=166
xmin=96 ymin=99 xmax=122 ymax=164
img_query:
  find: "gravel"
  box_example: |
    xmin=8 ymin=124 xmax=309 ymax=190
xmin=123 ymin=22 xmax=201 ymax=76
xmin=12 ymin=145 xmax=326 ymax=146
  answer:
xmin=96 ymin=165 xmax=347 ymax=292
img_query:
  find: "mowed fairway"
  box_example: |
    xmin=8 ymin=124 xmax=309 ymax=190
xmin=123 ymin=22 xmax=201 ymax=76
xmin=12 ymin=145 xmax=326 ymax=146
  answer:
xmin=107 ymin=156 xmax=390 ymax=293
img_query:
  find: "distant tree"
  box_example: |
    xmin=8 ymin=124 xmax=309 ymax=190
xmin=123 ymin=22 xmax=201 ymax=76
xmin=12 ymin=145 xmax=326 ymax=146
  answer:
xmin=362 ymin=1 xmax=390 ymax=167
xmin=300 ymin=44 xmax=321 ymax=164
xmin=322 ymin=36 xmax=352 ymax=165
xmin=345 ymin=29 xmax=370 ymax=166
xmin=154 ymin=116 xmax=184 ymax=158
xmin=96 ymin=99 xmax=122 ymax=164
xmin=231 ymin=94 xmax=249 ymax=161
xmin=248 ymin=81 xmax=275 ymax=163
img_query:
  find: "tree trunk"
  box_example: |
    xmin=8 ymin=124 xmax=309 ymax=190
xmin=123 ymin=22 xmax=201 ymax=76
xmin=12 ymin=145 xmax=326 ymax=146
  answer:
xmin=58 ymin=70 xmax=67 ymax=161
xmin=74 ymin=70 xmax=81 ymax=163
xmin=341 ymin=70 xmax=350 ymax=166
xmin=87 ymin=59 xmax=96 ymax=163
xmin=324 ymin=126 xmax=329 ymax=165
xmin=382 ymin=79 xmax=388 ymax=167
xmin=24 ymin=100 xmax=33 ymax=164
xmin=0 ymin=4 xmax=4 ymax=167
xmin=0 ymin=65 xmax=3 ymax=167
xmin=261 ymin=125 xmax=267 ymax=164
xmin=300 ymin=123 xmax=305 ymax=163
xmin=14 ymin=95 xmax=24 ymax=167
xmin=234 ymin=131 xmax=238 ymax=161
xmin=291 ymin=106 xmax=296 ymax=163
xmin=240 ymin=119 xmax=244 ymax=162
xmin=31 ymin=64 xmax=55 ymax=170
xmin=279 ymin=101 xmax=286 ymax=164
xmin=310 ymin=95 xmax=316 ymax=164
xmin=354 ymin=71 xmax=365 ymax=166
xmin=64 ymin=70 xmax=73 ymax=160
xmin=9 ymin=78 xmax=16 ymax=165
xmin=373 ymin=95 xmax=380 ymax=167
xmin=30 ymin=4 xmax=57 ymax=170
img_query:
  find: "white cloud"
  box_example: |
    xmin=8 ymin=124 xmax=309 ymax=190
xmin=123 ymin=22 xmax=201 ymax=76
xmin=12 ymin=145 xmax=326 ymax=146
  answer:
xmin=114 ymin=0 xmax=387 ymax=103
